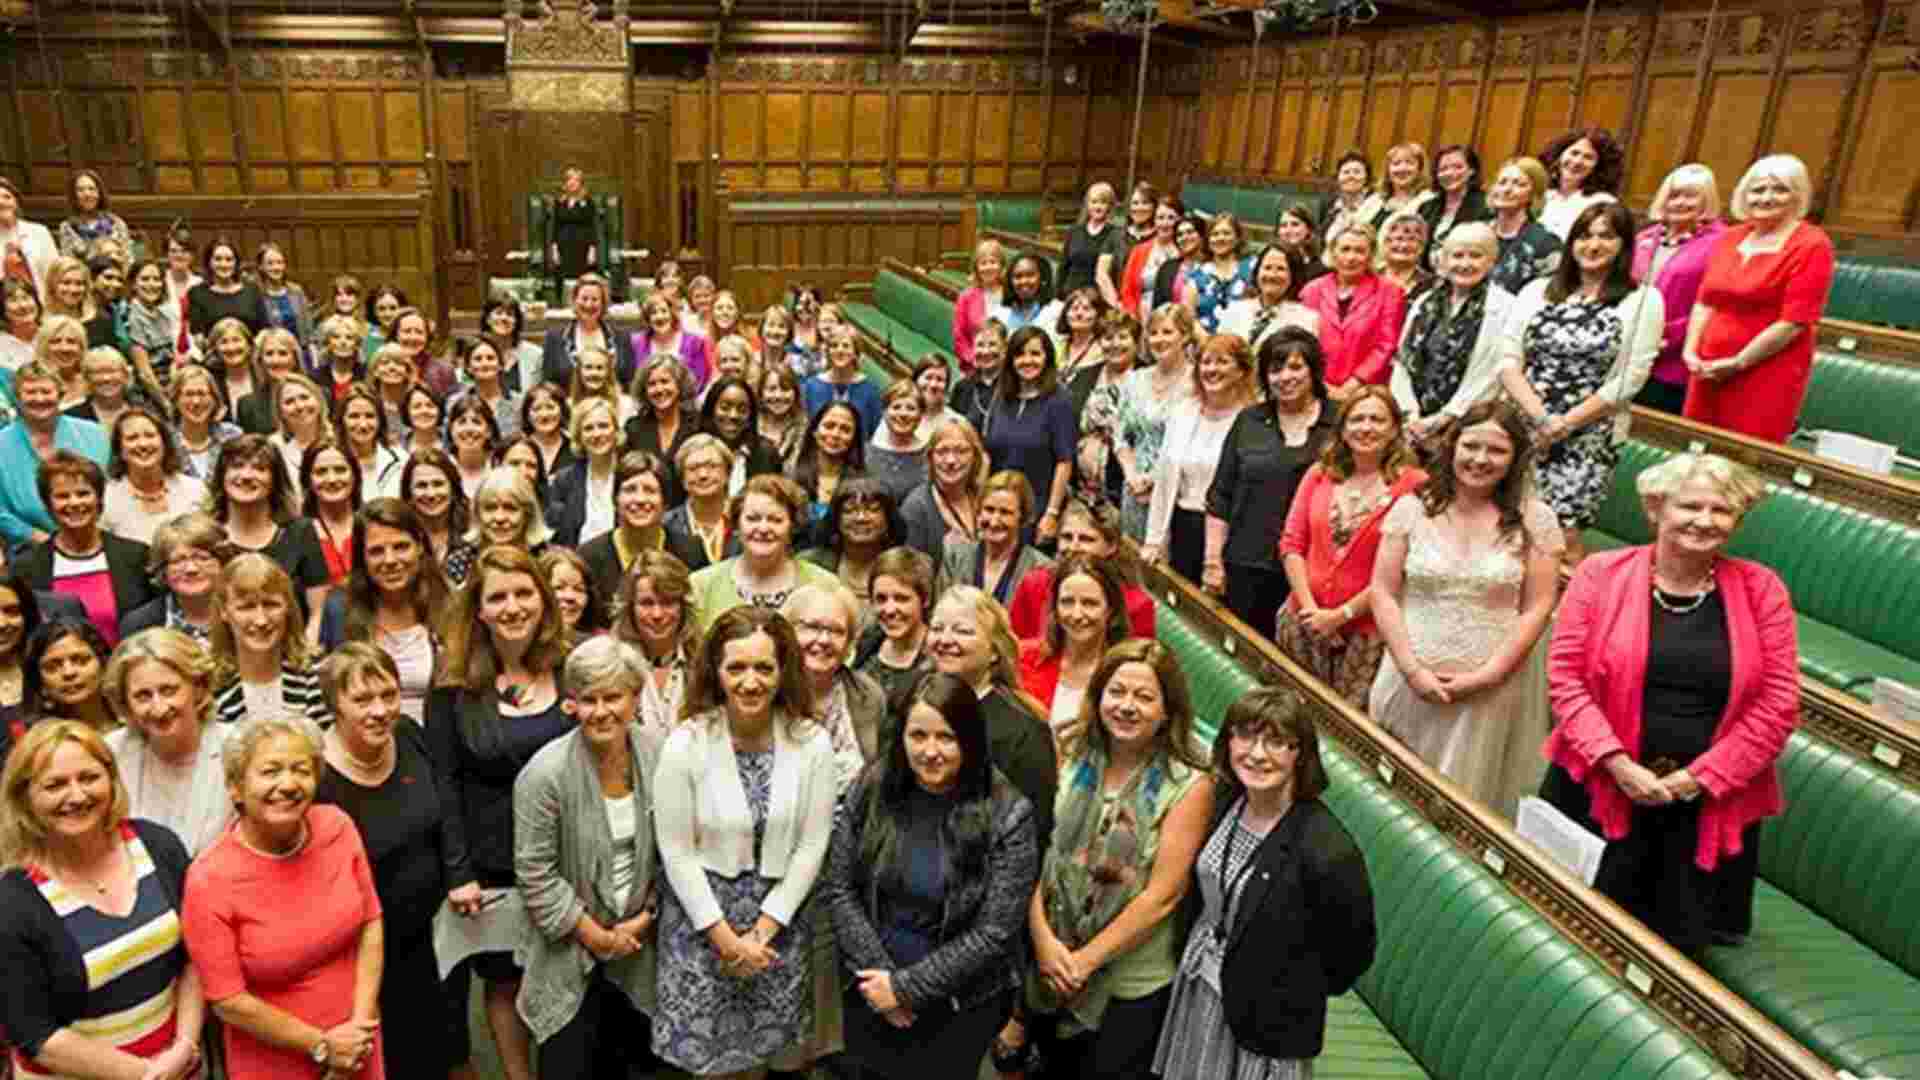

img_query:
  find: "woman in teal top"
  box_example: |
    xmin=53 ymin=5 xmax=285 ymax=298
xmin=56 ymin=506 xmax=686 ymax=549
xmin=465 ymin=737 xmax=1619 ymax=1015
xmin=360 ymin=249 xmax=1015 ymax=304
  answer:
xmin=0 ymin=360 xmax=108 ymax=549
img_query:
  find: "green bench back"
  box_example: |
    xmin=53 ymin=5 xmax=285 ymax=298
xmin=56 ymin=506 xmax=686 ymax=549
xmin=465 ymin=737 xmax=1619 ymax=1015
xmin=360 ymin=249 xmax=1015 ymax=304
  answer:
xmin=1827 ymin=256 xmax=1920 ymax=331
xmin=1595 ymin=438 xmax=1920 ymax=666
xmin=872 ymin=270 xmax=955 ymax=350
xmin=978 ymin=199 xmax=1046 ymax=236
xmin=1151 ymin=599 xmax=1726 ymax=1079
xmin=1759 ymin=733 xmax=1920 ymax=975
xmin=1801 ymin=351 xmax=1920 ymax=460
xmin=1180 ymin=181 xmax=1313 ymax=228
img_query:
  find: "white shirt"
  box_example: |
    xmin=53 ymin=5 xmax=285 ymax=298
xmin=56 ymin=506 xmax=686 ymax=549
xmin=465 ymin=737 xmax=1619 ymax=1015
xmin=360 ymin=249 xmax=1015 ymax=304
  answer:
xmin=101 ymin=475 xmax=209 ymax=545
xmin=606 ymin=793 xmax=640 ymax=912
xmin=380 ymin=624 xmax=435 ymax=725
xmin=1145 ymin=407 xmax=1240 ymax=547
xmin=1051 ymin=683 xmax=1086 ymax=735
xmin=1538 ymin=190 xmax=1618 ymax=242
xmin=580 ymin=468 xmax=616 ymax=548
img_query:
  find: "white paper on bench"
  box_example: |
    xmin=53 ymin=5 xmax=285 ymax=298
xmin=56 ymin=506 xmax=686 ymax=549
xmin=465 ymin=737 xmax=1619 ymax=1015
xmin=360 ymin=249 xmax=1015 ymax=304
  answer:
xmin=1873 ymin=677 xmax=1920 ymax=735
xmin=1515 ymin=796 xmax=1606 ymax=886
xmin=1813 ymin=429 xmax=1898 ymax=475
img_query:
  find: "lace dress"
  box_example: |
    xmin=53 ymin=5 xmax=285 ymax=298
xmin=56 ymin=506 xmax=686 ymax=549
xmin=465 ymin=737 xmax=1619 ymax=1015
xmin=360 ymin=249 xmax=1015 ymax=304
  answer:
xmin=1368 ymin=495 xmax=1562 ymax=816
xmin=1522 ymin=297 xmax=1624 ymax=529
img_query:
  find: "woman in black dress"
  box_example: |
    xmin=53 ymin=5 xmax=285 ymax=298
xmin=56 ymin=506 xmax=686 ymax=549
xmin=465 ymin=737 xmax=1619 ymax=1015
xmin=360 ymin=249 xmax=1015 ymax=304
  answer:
xmin=549 ymin=166 xmax=599 ymax=295
xmin=314 ymin=642 xmax=452 ymax=1080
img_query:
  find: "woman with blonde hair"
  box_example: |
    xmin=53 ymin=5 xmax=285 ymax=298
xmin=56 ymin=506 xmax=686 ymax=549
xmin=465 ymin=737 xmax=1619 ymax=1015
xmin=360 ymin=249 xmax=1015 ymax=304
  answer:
xmin=652 ymin=605 xmax=837 ymax=1076
xmin=0 ymin=720 xmax=208 ymax=1080
xmin=1370 ymin=141 xmax=1436 ymax=227
xmin=0 ymin=359 xmax=109 ymax=550
xmin=208 ymin=552 xmax=330 ymax=734
xmin=1062 ymin=182 xmax=1128 ymax=308
xmin=1682 ymin=153 xmax=1836 ymax=442
xmin=429 ymin=544 xmax=573 ymax=1080
xmin=1299 ymin=222 xmax=1408 ymax=401
xmin=569 ymin=342 xmax=637 ymax=427
xmin=166 ymin=361 xmax=242 ymax=480
xmin=1144 ymin=333 xmax=1261 ymax=584
xmin=548 ymin=394 xmax=624 ymax=549
xmin=35 ymin=314 xmax=91 ymax=409
xmin=102 ymin=626 xmax=234 ymax=855
xmin=43 ymin=256 xmax=96 ymax=325
xmin=901 ymin=413 xmax=989 ymax=561
xmin=954 ymin=237 xmax=1008 ymax=373
xmin=1091 ymin=302 xmax=1196 ymax=539
xmin=269 ymin=372 xmax=330 ymax=511
xmin=203 ymin=316 xmax=265 ymax=431
xmin=469 ymin=464 xmax=552 ymax=553
xmin=1631 ymin=164 xmax=1726 ymax=415
xmin=1487 ymin=156 xmax=1564 ymax=294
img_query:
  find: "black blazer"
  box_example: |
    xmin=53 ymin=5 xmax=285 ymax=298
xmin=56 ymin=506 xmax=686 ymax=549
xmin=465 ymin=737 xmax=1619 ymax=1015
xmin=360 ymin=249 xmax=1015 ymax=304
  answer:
xmin=1151 ymin=257 xmax=1190 ymax=319
xmin=543 ymin=461 xmax=597 ymax=550
xmin=623 ymin=414 xmax=697 ymax=506
xmin=234 ymin=389 xmax=276 ymax=436
xmin=539 ymin=323 xmax=638 ymax=390
xmin=661 ymin=503 xmax=741 ymax=573
xmin=1198 ymin=796 xmax=1375 ymax=1061
xmin=21 ymin=534 xmax=158 ymax=632
xmin=117 ymin=594 xmax=168 ymax=639
xmin=1418 ymin=186 xmax=1492 ymax=264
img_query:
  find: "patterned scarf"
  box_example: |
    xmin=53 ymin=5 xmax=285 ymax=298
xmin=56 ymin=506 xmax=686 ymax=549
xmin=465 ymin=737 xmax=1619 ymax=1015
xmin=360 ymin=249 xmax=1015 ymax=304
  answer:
xmin=1031 ymin=743 xmax=1196 ymax=1026
xmin=1398 ymin=280 xmax=1490 ymax=417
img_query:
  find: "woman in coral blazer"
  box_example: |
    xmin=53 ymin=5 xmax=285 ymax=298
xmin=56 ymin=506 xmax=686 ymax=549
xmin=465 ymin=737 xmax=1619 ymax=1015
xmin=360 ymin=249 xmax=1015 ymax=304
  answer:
xmin=1298 ymin=221 xmax=1407 ymax=401
xmin=1542 ymin=452 xmax=1798 ymax=956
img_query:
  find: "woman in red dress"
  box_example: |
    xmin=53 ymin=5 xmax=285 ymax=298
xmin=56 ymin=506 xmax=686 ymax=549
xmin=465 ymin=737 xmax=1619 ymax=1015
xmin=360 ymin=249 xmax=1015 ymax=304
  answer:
xmin=1681 ymin=154 xmax=1835 ymax=443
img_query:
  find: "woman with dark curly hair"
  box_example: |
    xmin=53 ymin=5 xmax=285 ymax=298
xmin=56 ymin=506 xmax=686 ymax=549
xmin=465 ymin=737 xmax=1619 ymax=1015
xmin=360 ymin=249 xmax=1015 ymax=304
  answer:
xmin=1538 ymin=127 xmax=1624 ymax=241
xmin=1367 ymin=400 xmax=1561 ymax=814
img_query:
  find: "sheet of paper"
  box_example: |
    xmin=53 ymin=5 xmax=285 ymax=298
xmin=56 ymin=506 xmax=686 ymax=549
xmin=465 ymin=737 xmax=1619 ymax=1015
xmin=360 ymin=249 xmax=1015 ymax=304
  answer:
xmin=431 ymin=887 xmax=532 ymax=980
xmin=1813 ymin=430 xmax=1897 ymax=475
xmin=1515 ymin=795 xmax=1606 ymax=887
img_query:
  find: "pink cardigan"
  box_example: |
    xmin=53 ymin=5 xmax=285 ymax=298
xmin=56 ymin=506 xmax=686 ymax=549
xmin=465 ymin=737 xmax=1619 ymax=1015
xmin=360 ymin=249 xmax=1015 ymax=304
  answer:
xmin=1544 ymin=547 xmax=1799 ymax=871
xmin=1280 ymin=464 xmax=1428 ymax=637
xmin=1298 ymin=273 xmax=1407 ymax=388
xmin=952 ymin=287 xmax=992 ymax=374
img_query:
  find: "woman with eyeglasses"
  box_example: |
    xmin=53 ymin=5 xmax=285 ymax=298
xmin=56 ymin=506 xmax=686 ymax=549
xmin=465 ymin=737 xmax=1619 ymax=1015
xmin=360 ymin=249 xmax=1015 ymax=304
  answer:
xmin=117 ymin=513 xmax=224 ymax=644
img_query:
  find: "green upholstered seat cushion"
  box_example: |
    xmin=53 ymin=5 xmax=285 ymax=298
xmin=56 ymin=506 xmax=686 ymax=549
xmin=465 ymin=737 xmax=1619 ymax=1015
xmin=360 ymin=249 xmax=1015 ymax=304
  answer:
xmin=1151 ymin=599 xmax=1722 ymax=1080
xmin=1703 ymin=885 xmax=1920 ymax=1079
xmin=1825 ymin=256 xmax=1920 ymax=331
xmin=1319 ymin=993 xmax=1430 ymax=1080
xmin=839 ymin=302 xmax=945 ymax=369
xmin=1794 ymin=614 xmax=1920 ymax=695
xmin=1801 ymin=350 xmax=1920 ymax=459
xmin=978 ymin=199 xmax=1045 ymax=236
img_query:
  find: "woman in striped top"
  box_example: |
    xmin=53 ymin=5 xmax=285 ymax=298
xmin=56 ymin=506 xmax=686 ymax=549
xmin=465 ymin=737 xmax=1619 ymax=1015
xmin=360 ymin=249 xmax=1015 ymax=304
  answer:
xmin=207 ymin=554 xmax=329 ymax=736
xmin=0 ymin=719 xmax=207 ymax=1080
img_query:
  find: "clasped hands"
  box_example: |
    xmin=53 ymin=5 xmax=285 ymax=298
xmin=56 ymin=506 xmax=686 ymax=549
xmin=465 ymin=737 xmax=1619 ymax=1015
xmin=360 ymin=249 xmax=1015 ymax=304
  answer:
xmin=1684 ymin=350 xmax=1745 ymax=382
xmin=712 ymin=916 xmax=781 ymax=979
xmin=138 ymin=1038 xmax=201 ymax=1080
xmin=1035 ymin=932 xmax=1093 ymax=1002
xmin=316 ymin=1016 xmax=379 ymax=1077
xmin=1405 ymin=664 xmax=1497 ymax=705
xmin=854 ymin=970 xmax=916 ymax=1029
xmin=1606 ymin=755 xmax=1704 ymax=807
xmin=582 ymin=909 xmax=656 ymax=961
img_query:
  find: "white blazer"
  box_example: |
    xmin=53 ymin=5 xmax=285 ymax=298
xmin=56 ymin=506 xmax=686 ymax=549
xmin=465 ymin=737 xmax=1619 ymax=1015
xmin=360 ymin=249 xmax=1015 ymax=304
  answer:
xmin=652 ymin=707 xmax=837 ymax=929
xmin=1497 ymin=278 xmax=1664 ymax=444
xmin=1388 ymin=282 xmax=1518 ymax=424
xmin=4 ymin=220 xmax=58 ymax=306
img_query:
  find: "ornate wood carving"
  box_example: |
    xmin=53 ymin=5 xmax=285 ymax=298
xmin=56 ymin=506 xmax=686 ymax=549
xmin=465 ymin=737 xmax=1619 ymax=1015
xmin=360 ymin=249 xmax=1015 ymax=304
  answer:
xmin=505 ymin=0 xmax=629 ymax=112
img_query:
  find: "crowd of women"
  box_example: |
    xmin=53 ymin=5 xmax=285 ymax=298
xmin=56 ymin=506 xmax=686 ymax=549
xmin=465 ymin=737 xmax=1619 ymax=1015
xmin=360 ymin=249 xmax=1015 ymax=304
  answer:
xmin=0 ymin=125 xmax=1817 ymax=1080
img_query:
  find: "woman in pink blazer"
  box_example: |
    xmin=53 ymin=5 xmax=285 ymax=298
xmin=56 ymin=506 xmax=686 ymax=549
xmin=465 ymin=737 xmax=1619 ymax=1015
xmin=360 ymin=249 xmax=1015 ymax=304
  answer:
xmin=1542 ymin=452 xmax=1798 ymax=956
xmin=1299 ymin=221 xmax=1408 ymax=401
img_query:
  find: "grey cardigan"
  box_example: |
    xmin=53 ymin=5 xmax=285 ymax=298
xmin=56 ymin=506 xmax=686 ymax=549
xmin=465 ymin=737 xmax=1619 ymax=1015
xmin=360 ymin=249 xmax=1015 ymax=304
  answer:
xmin=939 ymin=539 xmax=1052 ymax=606
xmin=513 ymin=725 xmax=659 ymax=1044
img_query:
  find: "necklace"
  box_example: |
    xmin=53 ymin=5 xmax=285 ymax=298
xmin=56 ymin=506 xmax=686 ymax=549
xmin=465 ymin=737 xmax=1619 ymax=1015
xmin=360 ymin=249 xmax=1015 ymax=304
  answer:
xmin=241 ymin=819 xmax=310 ymax=860
xmin=1652 ymin=581 xmax=1715 ymax=615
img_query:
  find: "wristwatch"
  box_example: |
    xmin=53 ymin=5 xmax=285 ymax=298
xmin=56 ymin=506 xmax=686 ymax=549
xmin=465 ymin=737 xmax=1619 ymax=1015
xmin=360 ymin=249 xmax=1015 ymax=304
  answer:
xmin=311 ymin=1038 xmax=330 ymax=1065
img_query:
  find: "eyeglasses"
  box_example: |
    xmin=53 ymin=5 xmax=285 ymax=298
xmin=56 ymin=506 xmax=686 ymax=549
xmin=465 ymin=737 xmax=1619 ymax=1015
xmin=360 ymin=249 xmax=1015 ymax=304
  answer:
xmin=167 ymin=551 xmax=218 ymax=571
xmin=793 ymin=618 xmax=848 ymax=641
xmin=1229 ymin=728 xmax=1297 ymax=755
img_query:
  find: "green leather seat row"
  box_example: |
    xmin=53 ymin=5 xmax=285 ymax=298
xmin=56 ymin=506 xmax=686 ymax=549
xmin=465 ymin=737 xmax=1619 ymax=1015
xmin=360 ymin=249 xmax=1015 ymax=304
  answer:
xmin=1148 ymin=599 xmax=1727 ymax=1079
xmin=1800 ymin=349 xmax=1920 ymax=460
xmin=977 ymin=198 xmax=1046 ymax=236
xmin=1825 ymin=255 xmax=1920 ymax=331
xmin=928 ymin=268 xmax=969 ymax=291
xmin=840 ymin=269 xmax=960 ymax=373
xmin=1697 ymin=735 xmax=1920 ymax=1077
xmin=1586 ymin=439 xmax=1920 ymax=699
xmin=1180 ymin=180 xmax=1316 ymax=228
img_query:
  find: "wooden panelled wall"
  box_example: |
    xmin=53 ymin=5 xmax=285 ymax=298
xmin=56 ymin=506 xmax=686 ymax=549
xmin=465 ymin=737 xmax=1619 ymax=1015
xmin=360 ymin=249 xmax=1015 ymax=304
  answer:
xmin=1165 ymin=3 xmax=1920 ymax=244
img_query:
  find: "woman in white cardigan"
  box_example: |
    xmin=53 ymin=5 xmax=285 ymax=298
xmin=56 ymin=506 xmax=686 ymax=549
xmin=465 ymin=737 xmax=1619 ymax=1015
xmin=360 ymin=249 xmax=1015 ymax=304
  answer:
xmin=1390 ymin=223 xmax=1519 ymax=448
xmin=1497 ymin=201 xmax=1661 ymax=571
xmin=652 ymin=604 xmax=838 ymax=1079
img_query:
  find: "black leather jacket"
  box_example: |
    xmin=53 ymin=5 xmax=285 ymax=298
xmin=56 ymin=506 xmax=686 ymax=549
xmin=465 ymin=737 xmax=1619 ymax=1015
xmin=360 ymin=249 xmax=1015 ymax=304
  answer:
xmin=825 ymin=768 xmax=1040 ymax=1011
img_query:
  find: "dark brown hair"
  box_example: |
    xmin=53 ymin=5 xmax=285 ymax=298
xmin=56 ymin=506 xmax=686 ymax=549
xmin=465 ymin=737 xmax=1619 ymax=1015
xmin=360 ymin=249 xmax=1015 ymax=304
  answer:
xmin=1417 ymin=399 xmax=1536 ymax=549
xmin=1210 ymin=686 xmax=1329 ymax=801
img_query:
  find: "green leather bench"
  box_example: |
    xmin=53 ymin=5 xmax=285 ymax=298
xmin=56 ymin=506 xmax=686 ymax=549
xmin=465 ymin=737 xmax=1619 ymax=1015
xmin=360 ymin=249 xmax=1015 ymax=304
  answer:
xmin=841 ymin=269 xmax=959 ymax=372
xmin=1149 ymin=600 xmax=1729 ymax=1079
xmin=1698 ymin=735 xmax=1920 ymax=1077
xmin=1826 ymin=255 xmax=1920 ymax=332
xmin=1180 ymin=180 xmax=1316 ymax=228
xmin=1587 ymin=439 xmax=1920 ymax=700
xmin=1799 ymin=349 xmax=1920 ymax=460
xmin=977 ymin=198 xmax=1046 ymax=237
xmin=929 ymin=268 xmax=969 ymax=292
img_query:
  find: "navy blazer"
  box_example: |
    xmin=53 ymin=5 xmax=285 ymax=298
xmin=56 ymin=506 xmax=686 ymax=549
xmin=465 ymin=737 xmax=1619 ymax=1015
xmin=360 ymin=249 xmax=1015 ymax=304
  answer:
xmin=544 ymin=461 xmax=595 ymax=550
xmin=540 ymin=323 xmax=638 ymax=390
xmin=21 ymin=534 xmax=158 ymax=635
xmin=660 ymin=504 xmax=741 ymax=573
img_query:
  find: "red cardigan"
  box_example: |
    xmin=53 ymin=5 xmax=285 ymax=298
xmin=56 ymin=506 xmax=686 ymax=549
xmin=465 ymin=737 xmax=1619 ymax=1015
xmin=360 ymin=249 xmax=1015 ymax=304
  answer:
xmin=1297 ymin=273 xmax=1406 ymax=388
xmin=1543 ymin=547 xmax=1799 ymax=871
xmin=1018 ymin=638 xmax=1066 ymax=711
xmin=1006 ymin=565 xmax=1155 ymax=642
xmin=1279 ymin=464 xmax=1427 ymax=637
